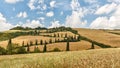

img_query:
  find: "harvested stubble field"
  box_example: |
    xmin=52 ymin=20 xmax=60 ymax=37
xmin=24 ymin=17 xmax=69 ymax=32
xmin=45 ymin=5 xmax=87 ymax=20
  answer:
xmin=75 ymin=28 xmax=120 ymax=47
xmin=0 ymin=48 xmax=120 ymax=68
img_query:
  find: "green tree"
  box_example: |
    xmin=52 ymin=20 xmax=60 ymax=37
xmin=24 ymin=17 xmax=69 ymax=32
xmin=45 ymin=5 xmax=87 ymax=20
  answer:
xmin=91 ymin=42 xmax=94 ymax=49
xmin=40 ymin=40 xmax=43 ymax=45
xmin=57 ymin=33 xmax=60 ymax=37
xmin=49 ymin=39 xmax=52 ymax=43
xmin=65 ymin=33 xmax=67 ymax=38
xmin=35 ymin=39 xmax=38 ymax=45
xmin=66 ymin=38 xmax=70 ymax=51
xmin=43 ymin=41 xmax=47 ymax=52
xmin=34 ymin=46 xmax=40 ymax=53
xmin=30 ymin=41 xmax=33 ymax=46
xmin=27 ymin=43 xmax=30 ymax=52
xmin=77 ymin=35 xmax=81 ymax=41
xmin=22 ymin=41 xmax=24 ymax=46
xmin=7 ymin=38 xmax=13 ymax=54
xmin=53 ymin=33 xmax=56 ymax=37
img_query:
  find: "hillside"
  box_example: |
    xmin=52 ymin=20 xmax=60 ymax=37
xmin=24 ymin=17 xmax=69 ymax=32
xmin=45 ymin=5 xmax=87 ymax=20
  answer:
xmin=0 ymin=48 xmax=120 ymax=68
xmin=75 ymin=28 xmax=120 ymax=47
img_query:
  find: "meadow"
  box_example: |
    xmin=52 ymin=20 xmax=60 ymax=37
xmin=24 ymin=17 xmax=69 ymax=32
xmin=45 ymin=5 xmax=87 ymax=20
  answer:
xmin=0 ymin=48 xmax=120 ymax=68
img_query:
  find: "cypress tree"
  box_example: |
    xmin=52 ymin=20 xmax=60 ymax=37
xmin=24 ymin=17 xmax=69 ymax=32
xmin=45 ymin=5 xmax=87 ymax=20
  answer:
xmin=49 ymin=39 xmax=52 ymax=43
xmin=77 ymin=35 xmax=81 ymax=41
xmin=66 ymin=38 xmax=70 ymax=51
xmin=35 ymin=39 xmax=38 ymax=45
xmin=7 ymin=38 xmax=12 ymax=54
xmin=43 ymin=41 xmax=47 ymax=52
xmin=53 ymin=33 xmax=56 ymax=37
xmin=57 ymin=33 xmax=59 ymax=37
xmin=65 ymin=33 xmax=67 ymax=38
xmin=40 ymin=40 xmax=43 ymax=45
xmin=30 ymin=41 xmax=33 ymax=46
xmin=91 ymin=42 xmax=94 ymax=49
xmin=22 ymin=41 xmax=24 ymax=47
xmin=27 ymin=43 xmax=30 ymax=52
xmin=34 ymin=46 xmax=40 ymax=53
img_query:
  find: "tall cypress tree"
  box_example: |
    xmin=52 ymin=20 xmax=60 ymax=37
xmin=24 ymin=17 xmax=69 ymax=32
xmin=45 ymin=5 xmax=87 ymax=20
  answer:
xmin=22 ymin=41 xmax=24 ymax=47
xmin=43 ymin=41 xmax=47 ymax=52
xmin=91 ymin=42 xmax=94 ymax=49
xmin=66 ymin=38 xmax=70 ymax=51
xmin=30 ymin=41 xmax=33 ymax=46
xmin=35 ymin=39 xmax=38 ymax=45
xmin=40 ymin=40 xmax=43 ymax=45
xmin=27 ymin=43 xmax=30 ymax=52
xmin=7 ymin=38 xmax=12 ymax=54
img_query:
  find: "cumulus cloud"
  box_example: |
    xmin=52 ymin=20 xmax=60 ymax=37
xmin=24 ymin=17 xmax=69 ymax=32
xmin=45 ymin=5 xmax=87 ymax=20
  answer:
xmin=0 ymin=13 xmax=14 ymax=31
xmin=90 ymin=16 xmax=120 ymax=29
xmin=46 ymin=11 xmax=54 ymax=17
xmin=50 ymin=1 xmax=56 ymax=8
xmin=90 ymin=3 xmax=120 ymax=29
xmin=28 ymin=0 xmax=47 ymax=10
xmin=95 ymin=3 xmax=117 ymax=15
xmin=17 ymin=12 xmax=27 ymax=18
xmin=65 ymin=0 xmax=87 ymax=28
xmin=22 ymin=20 xmax=44 ymax=28
xmin=49 ymin=20 xmax=62 ymax=28
xmin=5 ymin=0 xmax=23 ymax=4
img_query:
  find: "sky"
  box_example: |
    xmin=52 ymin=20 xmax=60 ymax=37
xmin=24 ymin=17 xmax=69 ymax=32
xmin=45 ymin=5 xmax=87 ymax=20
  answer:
xmin=0 ymin=0 xmax=120 ymax=31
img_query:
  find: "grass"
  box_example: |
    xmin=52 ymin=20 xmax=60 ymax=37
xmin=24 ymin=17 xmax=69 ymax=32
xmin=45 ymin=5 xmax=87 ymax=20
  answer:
xmin=0 ymin=48 xmax=120 ymax=68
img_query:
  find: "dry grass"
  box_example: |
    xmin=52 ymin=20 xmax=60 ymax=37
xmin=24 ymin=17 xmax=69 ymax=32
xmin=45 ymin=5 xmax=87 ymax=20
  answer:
xmin=75 ymin=28 xmax=120 ymax=47
xmin=0 ymin=48 xmax=120 ymax=68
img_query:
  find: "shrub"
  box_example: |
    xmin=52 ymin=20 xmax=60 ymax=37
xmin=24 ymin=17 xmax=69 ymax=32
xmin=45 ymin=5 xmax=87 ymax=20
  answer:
xmin=16 ymin=46 xmax=27 ymax=54
xmin=52 ymin=48 xmax=61 ymax=52
xmin=0 ymin=46 xmax=6 ymax=55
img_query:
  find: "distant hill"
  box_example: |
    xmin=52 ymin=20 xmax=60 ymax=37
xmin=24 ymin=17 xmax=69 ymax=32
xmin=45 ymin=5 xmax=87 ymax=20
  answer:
xmin=10 ymin=26 xmax=47 ymax=30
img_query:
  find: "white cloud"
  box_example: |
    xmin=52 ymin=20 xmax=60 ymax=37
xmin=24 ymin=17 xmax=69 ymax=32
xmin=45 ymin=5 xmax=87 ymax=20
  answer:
xmin=28 ymin=0 xmax=47 ymax=10
xmin=22 ymin=20 xmax=44 ymax=28
xmin=0 ymin=13 xmax=14 ymax=31
xmin=90 ymin=3 xmax=120 ymax=29
xmin=46 ymin=11 xmax=54 ymax=17
xmin=49 ymin=20 xmax=62 ymax=28
xmin=90 ymin=17 xmax=109 ymax=29
xmin=17 ymin=12 xmax=27 ymax=18
xmin=84 ymin=0 xmax=98 ymax=4
xmin=107 ymin=0 xmax=120 ymax=3
xmin=5 ymin=0 xmax=23 ymax=4
xmin=90 ymin=16 xmax=120 ymax=29
xmin=50 ymin=1 xmax=56 ymax=8
xmin=95 ymin=3 xmax=117 ymax=15
xmin=65 ymin=0 xmax=87 ymax=28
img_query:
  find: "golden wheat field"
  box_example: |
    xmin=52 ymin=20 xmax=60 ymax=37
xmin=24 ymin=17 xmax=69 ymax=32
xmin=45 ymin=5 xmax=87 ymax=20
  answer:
xmin=0 ymin=48 xmax=120 ymax=68
xmin=75 ymin=28 xmax=120 ymax=47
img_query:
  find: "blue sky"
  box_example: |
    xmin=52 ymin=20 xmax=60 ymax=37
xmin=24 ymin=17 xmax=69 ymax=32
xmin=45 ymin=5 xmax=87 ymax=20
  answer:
xmin=0 ymin=0 xmax=120 ymax=31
